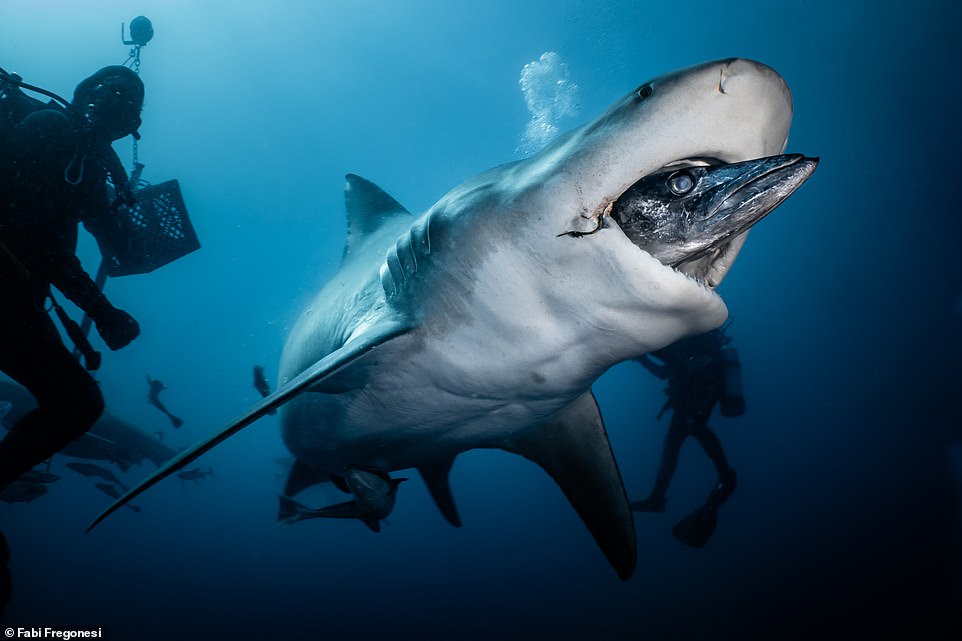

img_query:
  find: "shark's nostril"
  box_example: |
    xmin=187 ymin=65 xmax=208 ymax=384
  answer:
xmin=717 ymin=58 xmax=749 ymax=95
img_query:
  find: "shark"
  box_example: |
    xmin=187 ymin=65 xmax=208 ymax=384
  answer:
xmin=0 ymin=379 xmax=179 ymax=471
xmin=89 ymin=58 xmax=817 ymax=580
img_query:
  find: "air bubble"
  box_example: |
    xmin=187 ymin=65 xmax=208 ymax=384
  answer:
xmin=517 ymin=52 xmax=579 ymax=156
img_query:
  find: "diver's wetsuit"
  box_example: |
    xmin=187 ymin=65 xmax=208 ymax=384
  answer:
xmin=0 ymin=108 xmax=120 ymax=491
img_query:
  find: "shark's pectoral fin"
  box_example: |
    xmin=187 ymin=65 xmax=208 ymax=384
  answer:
xmin=86 ymin=319 xmax=414 ymax=533
xmin=284 ymin=459 xmax=332 ymax=496
xmin=418 ymin=457 xmax=462 ymax=527
xmin=500 ymin=391 xmax=636 ymax=581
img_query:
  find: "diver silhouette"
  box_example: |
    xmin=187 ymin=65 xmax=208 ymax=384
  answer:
xmin=146 ymin=375 xmax=184 ymax=428
xmin=630 ymin=325 xmax=744 ymax=547
xmin=0 ymin=65 xmax=144 ymax=492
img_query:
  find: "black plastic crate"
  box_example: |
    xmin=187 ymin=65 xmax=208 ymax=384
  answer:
xmin=96 ymin=179 xmax=199 ymax=277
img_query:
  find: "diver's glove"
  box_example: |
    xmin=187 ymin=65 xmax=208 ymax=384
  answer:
xmin=89 ymin=300 xmax=140 ymax=350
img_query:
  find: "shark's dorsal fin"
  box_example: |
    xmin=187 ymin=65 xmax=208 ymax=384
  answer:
xmin=418 ymin=457 xmax=462 ymax=527
xmin=498 ymin=391 xmax=636 ymax=580
xmin=344 ymin=174 xmax=410 ymax=257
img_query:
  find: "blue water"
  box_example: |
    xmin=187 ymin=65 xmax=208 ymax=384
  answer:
xmin=2 ymin=1 xmax=960 ymax=639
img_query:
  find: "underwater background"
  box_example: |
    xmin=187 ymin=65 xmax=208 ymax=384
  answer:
xmin=2 ymin=0 xmax=960 ymax=639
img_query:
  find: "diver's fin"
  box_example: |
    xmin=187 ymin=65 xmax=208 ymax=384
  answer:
xmin=671 ymin=505 xmax=717 ymax=548
xmin=344 ymin=174 xmax=411 ymax=258
xmin=418 ymin=458 xmax=462 ymax=527
xmin=86 ymin=319 xmax=413 ymax=532
xmin=499 ymin=390 xmax=636 ymax=581
xmin=285 ymin=459 xmax=331 ymax=496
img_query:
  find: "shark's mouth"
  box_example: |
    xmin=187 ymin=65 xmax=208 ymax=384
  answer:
xmin=608 ymin=154 xmax=819 ymax=288
xmin=673 ymin=232 xmax=746 ymax=288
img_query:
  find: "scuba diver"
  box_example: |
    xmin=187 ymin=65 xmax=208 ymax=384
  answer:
xmin=0 ymin=65 xmax=144 ymax=492
xmin=630 ymin=325 xmax=744 ymax=547
xmin=146 ymin=375 xmax=184 ymax=428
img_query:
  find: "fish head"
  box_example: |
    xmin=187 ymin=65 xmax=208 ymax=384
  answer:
xmin=609 ymin=154 xmax=819 ymax=279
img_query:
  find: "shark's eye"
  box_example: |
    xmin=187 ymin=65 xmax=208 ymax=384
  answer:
xmin=637 ymin=84 xmax=653 ymax=100
xmin=668 ymin=172 xmax=694 ymax=195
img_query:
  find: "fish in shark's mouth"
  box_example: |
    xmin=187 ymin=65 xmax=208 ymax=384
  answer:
xmin=609 ymin=154 xmax=818 ymax=286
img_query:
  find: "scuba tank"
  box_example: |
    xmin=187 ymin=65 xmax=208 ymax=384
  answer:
xmin=719 ymin=346 xmax=745 ymax=417
xmin=1 ymin=70 xmax=47 ymax=133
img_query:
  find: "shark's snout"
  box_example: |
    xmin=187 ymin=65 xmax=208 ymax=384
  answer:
xmin=719 ymin=58 xmax=791 ymax=103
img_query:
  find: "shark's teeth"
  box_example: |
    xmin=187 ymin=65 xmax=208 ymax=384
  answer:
xmin=671 ymin=231 xmax=747 ymax=291
xmin=676 ymin=264 xmax=715 ymax=291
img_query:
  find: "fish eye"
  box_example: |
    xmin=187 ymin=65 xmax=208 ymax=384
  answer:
xmin=637 ymin=84 xmax=653 ymax=100
xmin=668 ymin=172 xmax=694 ymax=195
